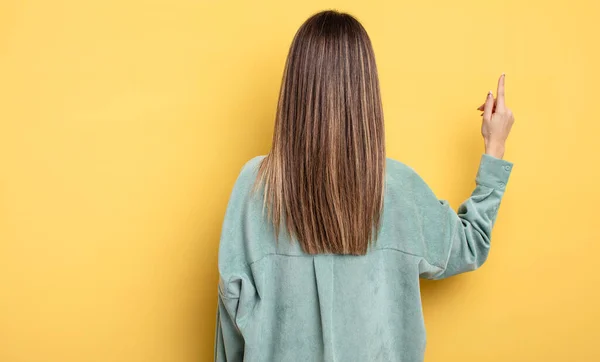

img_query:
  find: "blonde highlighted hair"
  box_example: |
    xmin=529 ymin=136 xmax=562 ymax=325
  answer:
xmin=256 ymin=10 xmax=385 ymax=255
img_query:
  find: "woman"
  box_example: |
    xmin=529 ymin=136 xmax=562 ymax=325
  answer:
xmin=215 ymin=10 xmax=514 ymax=362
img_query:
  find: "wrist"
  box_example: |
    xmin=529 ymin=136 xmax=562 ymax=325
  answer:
xmin=484 ymin=141 xmax=505 ymax=159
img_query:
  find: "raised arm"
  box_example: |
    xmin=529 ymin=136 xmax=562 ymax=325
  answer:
xmin=419 ymin=74 xmax=515 ymax=279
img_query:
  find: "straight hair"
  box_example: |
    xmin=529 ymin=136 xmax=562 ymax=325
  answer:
xmin=255 ymin=10 xmax=385 ymax=255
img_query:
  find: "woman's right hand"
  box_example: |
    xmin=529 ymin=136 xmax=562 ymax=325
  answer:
xmin=476 ymin=74 xmax=515 ymax=159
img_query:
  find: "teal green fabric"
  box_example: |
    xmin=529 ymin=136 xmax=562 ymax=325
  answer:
xmin=214 ymin=154 xmax=513 ymax=362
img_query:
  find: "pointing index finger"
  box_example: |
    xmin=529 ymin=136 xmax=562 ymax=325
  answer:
xmin=496 ymin=73 xmax=506 ymax=110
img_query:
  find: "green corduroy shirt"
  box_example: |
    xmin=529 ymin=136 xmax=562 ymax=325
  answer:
xmin=215 ymin=154 xmax=513 ymax=361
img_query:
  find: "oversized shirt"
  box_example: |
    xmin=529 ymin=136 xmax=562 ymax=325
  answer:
xmin=215 ymin=154 xmax=513 ymax=361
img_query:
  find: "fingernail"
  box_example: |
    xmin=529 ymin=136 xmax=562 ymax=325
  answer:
xmin=488 ymin=90 xmax=493 ymax=97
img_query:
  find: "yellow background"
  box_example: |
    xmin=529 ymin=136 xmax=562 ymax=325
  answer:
xmin=1 ymin=0 xmax=599 ymax=361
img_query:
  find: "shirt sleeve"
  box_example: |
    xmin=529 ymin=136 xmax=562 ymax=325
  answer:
xmin=214 ymin=282 xmax=245 ymax=362
xmin=417 ymin=154 xmax=513 ymax=280
xmin=214 ymin=157 xmax=262 ymax=361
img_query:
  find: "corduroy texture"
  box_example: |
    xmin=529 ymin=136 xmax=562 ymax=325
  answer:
xmin=215 ymin=153 xmax=513 ymax=362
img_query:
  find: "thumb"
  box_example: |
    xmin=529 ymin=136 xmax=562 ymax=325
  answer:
xmin=482 ymin=91 xmax=494 ymax=121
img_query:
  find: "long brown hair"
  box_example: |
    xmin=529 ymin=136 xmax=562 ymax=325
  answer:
xmin=256 ymin=10 xmax=385 ymax=255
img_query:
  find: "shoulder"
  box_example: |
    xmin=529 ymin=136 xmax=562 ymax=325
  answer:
xmin=386 ymin=157 xmax=414 ymax=175
xmin=385 ymin=157 xmax=421 ymax=186
xmin=219 ymin=156 xmax=268 ymax=267
xmin=231 ymin=155 xmax=266 ymax=191
xmin=241 ymin=155 xmax=266 ymax=174
xmin=385 ymin=157 xmax=438 ymax=202
xmin=224 ymin=155 xmax=268 ymax=224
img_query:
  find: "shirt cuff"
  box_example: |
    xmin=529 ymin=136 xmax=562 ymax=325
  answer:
xmin=475 ymin=154 xmax=513 ymax=191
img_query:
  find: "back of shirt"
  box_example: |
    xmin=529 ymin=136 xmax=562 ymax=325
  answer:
xmin=215 ymin=154 xmax=513 ymax=362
